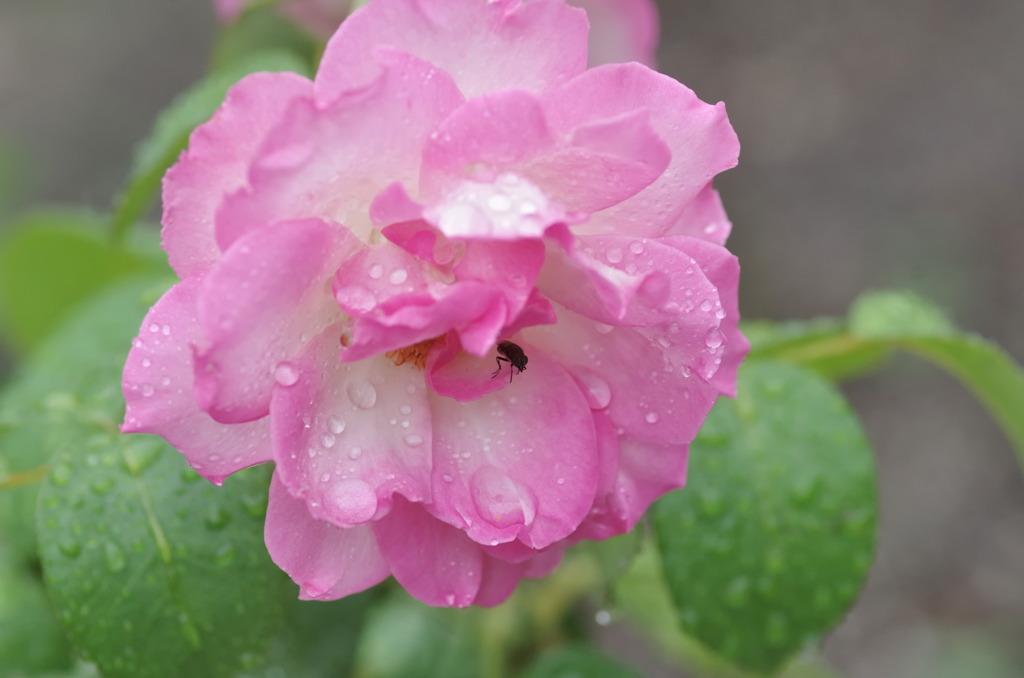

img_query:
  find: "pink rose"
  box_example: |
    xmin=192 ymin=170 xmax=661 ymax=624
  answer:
xmin=124 ymin=0 xmax=743 ymax=607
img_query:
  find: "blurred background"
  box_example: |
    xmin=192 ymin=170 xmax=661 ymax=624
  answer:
xmin=0 ymin=0 xmax=1021 ymax=676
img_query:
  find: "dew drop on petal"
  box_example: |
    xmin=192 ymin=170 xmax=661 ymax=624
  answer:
xmin=368 ymin=263 xmax=384 ymax=279
xmin=705 ymin=328 xmax=725 ymax=349
xmin=388 ymin=268 xmax=408 ymax=285
xmin=320 ymin=433 xmax=336 ymax=449
xmin=324 ymin=478 xmax=378 ymax=525
xmin=575 ymin=369 xmax=612 ymax=410
xmin=645 ymin=411 xmax=660 ymax=424
xmin=346 ymin=381 xmax=377 ymax=409
xmin=699 ymin=299 xmax=713 ymax=313
xmin=140 ymin=384 xmax=155 ymax=397
xmin=404 ymin=433 xmax=424 ymax=447
xmin=274 ymin=361 xmax=299 ymax=387
xmin=606 ymin=247 xmax=624 ymax=264
xmin=348 ymin=446 xmax=363 ymax=460
xmin=327 ymin=416 xmax=346 ymax=434
xmin=629 ymin=240 xmax=645 ymax=254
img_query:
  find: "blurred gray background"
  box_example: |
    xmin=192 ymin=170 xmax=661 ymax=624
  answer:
xmin=1 ymin=0 xmax=1022 ymax=676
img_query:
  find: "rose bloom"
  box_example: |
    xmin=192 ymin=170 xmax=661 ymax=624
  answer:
xmin=124 ymin=0 xmax=744 ymax=607
xmin=215 ymin=0 xmax=658 ymax=64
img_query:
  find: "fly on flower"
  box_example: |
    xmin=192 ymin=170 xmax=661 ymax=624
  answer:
xmin=492 ymin=340 xmax=528 ymax=382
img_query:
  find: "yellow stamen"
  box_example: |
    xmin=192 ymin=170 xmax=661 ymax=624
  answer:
xmin=385 ymin=337 xmax=441 ymax=370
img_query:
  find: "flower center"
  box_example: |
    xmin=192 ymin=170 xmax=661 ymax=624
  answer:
xmin=385 ymin=337 xmax=441 ymax=370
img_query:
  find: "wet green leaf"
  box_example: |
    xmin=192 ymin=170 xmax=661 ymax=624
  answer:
xmin=653 ymin=362 xmax=876 ymax=674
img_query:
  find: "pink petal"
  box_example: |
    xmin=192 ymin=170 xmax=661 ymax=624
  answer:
xmin=420 ymin=90 xmax=556 ymax=199
xmin=538 ymin=230 xmax=724 ymax=339
xmin=194 ymin=219 xmax=359 ymax=423
xmin=424 ymin=174 xmax=568 ymax=241
xmin=213 ymin=0 xmax=245 ymax=22
xmin=517 ymin=109 xmax=670 ymax=213
xmin=271 ymin=325 xmax=433 ymax=527
xmin=420 ymin=91 xmax=668 ymax=216
xmin=373 ymin=496 xmax=483 ymax=607
xmin=523 ymin=307 xmax=720 ymax=445
xmin=333 ymin=244 xmax=508 ymax=361
xmin=575 ymin=413 xmax=689 ymax=540
xmin=122 ymin=279 xmax=271 ymax=484
xmin=662 ymin=235 xmax=748 ymax=396
xmin=427 ymin=347 xmax=599 ymax=549
xmin=541 ymin=63 xmax=739 ymax=237
xmin=570 ymin=0 xmax=660 ymax=68
xmin=473 ymin=556 xmax=528 ymax=607
xmin=666 ymin=183 xmax=733 ymax=245
xmin=426 ymin=332 xmax=515 ymax=402
xmin=215 ymin=48 xmax=464 ymax=251
xmin=265 ymin=473 xmax=390 ymax=600
xmin=317 ymin=0 xmax=589 ymax=100
xmin=162 ymin=71 xmax=312 ymax=278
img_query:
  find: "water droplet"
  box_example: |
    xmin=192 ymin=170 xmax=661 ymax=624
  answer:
xmin=471 ymin=467 xmax=536 ymax=528
xmin=161 ymin=324 xmax=171 ymax=336
xmin=346 ymin=381 xmax=377 ymax=409
xmin=699 ymin=299 xmax=713 ymax=313
xmin=104 ymin=542 xmax=126 ymax=573
xmin=725 ymin=577 xmax=750 ymax=607
xmin=556 ymin=477 xmax=565 ymax=485
xmin=213 ymin=543 xmax=236 ymax=568
xmin=140 ymin=383 xmax=155 ymax=397
xmin=605 ymin=247 xmax=624 ymax=264
xmin=704 ymin=222 xmax=718 ymax=234
xmin=705 ymin=328 xmax=724 ymax=349
xmin=645 ymin=411 xmax=660 ymax=424
xmin=348 ymin=446 xmax=363 ymax=460
xmin=442 ymin=473 xmax=454 ymax=483
xmin=140 ymin=358 xmax=151 ymax=368
xmin=487 ymin=194 xmax=512 ymax=212
xmin=575 ymin=369 xmax=612 ymax=409
xmin=90 ymin=478 xmax=114 ymax=495
xmin=58 ymin=539 xmax=82 ymax=559
xmin=147 ymin=323 xmax=160 ymax=333
xmin=274 ymin=362 xmax=299 ymax=387
xmin=404 ymin=433 xmax=424 ymax=447
xmin=388 ymin=268 xmax=408 ymax=285
xmin=368 ymin=263 xmax=384 ymax=279
xmin=327 ymin=416 xmax=346 ymax=434
xmin=320 ymin=433 xmax=336 ymax=449
xmin=629 ymin=240 xmax=645 ymax=254
xmin=324 ymin=478 xmax=378 ymax=525
xmin=50 ymin=463 xmax=72 ymax=487
xmin=205 ymin=505 xmax=231 ymax=530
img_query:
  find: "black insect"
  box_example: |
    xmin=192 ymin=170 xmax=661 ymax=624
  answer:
xmin=491 ymin=340 xmax=528 ymax=382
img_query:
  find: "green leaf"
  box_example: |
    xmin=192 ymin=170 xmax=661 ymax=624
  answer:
xmin=744 ymin=318 xmax=888 ymax=381
xmin=653 ymin=362 xmax=877 ymax=674
xmin=0 ymin=277 xmax=288 ymax=678
xmin=520 ymin=646 xmax=643 ymax=678
xmin=242 ymin=592 xmax=374 ymax=678
xmin=849 ymin=291 xmax=1024 ymax=458
xmin=110 ymin=49 xmax=312 ymax=243
xmin=748 ymin=290 xmax=1024 ymax=465
xmin=211 ymin=4 xmax=319 ymax=74
xmin=0 ymin=275 xmax=171 ymax=564
xmin=354 ymin=591 xmax=483 ymax=678
xmin=0 ymin=545 xmax=74 ymax=675
xmin=0 ymin=209 xmax=165 ymax=352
